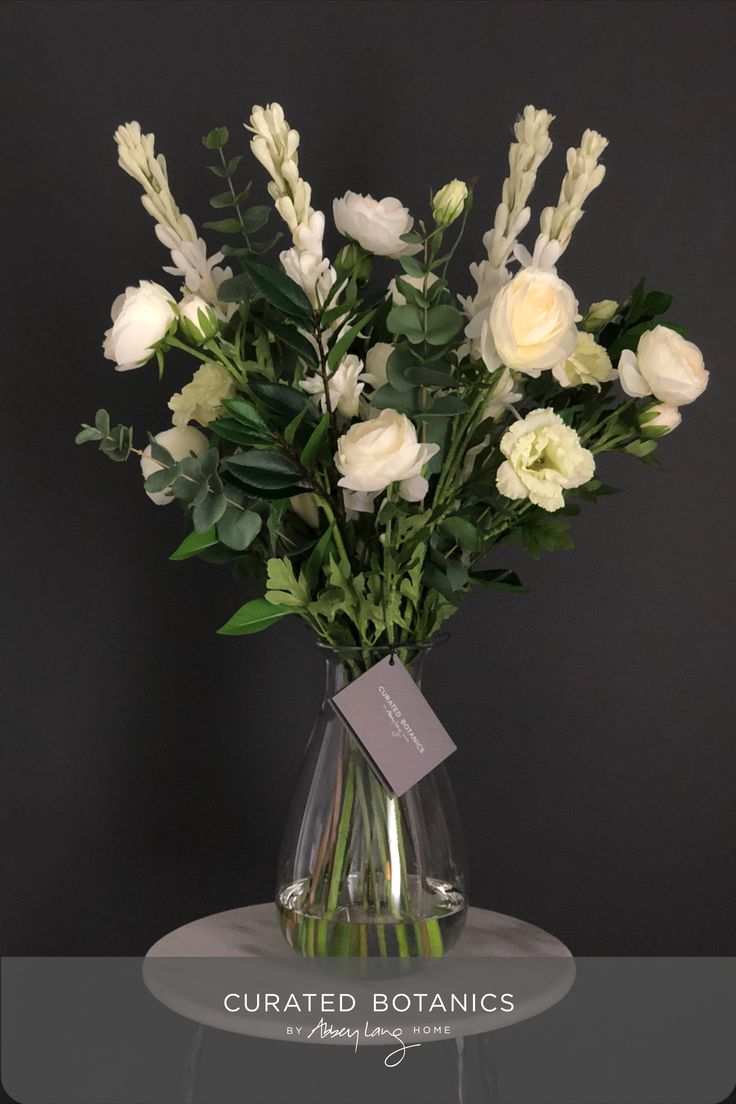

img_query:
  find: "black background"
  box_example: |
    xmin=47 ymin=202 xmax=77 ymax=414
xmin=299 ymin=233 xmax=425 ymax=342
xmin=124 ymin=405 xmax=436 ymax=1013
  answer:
xmin=1 ymin=0 xmax=734 ymax=958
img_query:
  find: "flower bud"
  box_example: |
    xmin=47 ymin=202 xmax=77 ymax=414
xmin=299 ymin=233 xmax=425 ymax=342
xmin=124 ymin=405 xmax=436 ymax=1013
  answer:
xmin=432 ymin=179 xmax=468 ymax=226
xmin=178 ymin=296 xmax=219 ymax=345
xmin=637 ymin=401 xmax=681 ymax=437
xmin=581 ymin=299 xmax=619 ymax=333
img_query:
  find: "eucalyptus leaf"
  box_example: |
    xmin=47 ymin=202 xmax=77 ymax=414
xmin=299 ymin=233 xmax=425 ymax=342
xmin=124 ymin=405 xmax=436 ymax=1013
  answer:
xmin=203 ymin=218 xmax=244 ymax=235
xmin=387 ymin=304 xmax=424 ymax=344
xmin=469 ymin=569 xmax=527 ymax=593
xmin=192 ymin=488 xmax=227 ymax=532
xmin=424 ymin=305 xmax=463 ymax=346
xmin=217 ymin=507 xmax=262 ymax=551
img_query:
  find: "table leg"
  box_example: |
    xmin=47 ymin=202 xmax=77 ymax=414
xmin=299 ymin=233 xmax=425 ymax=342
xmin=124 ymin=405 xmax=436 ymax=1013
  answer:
xmin=454 ymin=1032 xmax=499 ymax=1103
xmin=182 ymin=1023 xmax=204 ymax=1104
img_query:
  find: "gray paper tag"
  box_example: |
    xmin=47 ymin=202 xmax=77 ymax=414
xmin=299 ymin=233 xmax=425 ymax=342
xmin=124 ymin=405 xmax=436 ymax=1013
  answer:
xmin=330 ymin=656 xmax=456 ymax=796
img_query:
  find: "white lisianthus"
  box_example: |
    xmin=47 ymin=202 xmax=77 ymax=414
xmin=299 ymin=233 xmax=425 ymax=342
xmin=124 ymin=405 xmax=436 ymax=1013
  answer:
xmin=335 ymin=409 xmax=439 ymax=502
xmin=333 ymin=192 xmax=421 ymax=258
xmin=360 ymin=343 xmax=393 ymax=390
xmin=638 ymin=402 xmax=682 ymax=436
xmin=432 ymin=179 xmax=468 ymax=226
xmin=168 ymin=363 xmax=235 ymax=428
xmin=103 ymin=281 xmax=176 ymax=371
xmin=553 ymin=330 xmax=616 ymax=390
xmin=290 ymin=492 xmax=320 ymax=528
xmin=582 ymin=299 xmax=619 ymax=332
xmin=389 ymin=271 xmax=439 ymax=306
xmin=618 ymin=326 xmax=708 ymax=406
xmin=280 ymin=245 xmax=336 ymax=309
xmin=140 ymin=426 xmax=208 ymax=505
xmin=490 ymin=267 xmax=577 ymax=377
xmin=496 ymin=408 xmax=594 ymax=512
xmin=178 ymin=295 xmax=218 ymax=344
xmin=301 ymin=354 xmax=365 ymax=419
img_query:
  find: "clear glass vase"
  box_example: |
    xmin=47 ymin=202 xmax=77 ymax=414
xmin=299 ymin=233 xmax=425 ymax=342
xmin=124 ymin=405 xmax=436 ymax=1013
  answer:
xmin=276 ymin=641 xmax=467 ymax=957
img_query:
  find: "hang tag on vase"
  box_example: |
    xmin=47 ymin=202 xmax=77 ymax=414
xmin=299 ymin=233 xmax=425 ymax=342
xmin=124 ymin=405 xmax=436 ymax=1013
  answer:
xmin=330 ymin=655 xmax=456 ymax=796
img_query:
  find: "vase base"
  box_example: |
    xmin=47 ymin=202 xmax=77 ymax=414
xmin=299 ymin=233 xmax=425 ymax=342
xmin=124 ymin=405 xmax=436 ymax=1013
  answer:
xmin=277 ymin=875 xmax=467 ymax=958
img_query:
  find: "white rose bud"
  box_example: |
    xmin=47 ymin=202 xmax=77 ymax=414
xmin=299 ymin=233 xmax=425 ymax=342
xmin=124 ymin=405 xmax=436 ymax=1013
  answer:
xmin=360 ymin=342 xmax=393 ymax=390
xmin=333 ymin=191 xmax=421 ymax=258
xmin=490 ymin=267 xmax=578 ymax=377
xmin=335 ymin=409 xmax=439 ymax=503
xmin=178 ymin=295 xmax=219 ymax=345
xmin=140 ymin=426 xmax=208 ymax=505
xmin=553 ymin=330 xmax=617 ymax=390
xmin=496 ymin=408 xmax=595 ymax=512
xmin=581 ymin=299 xmax=619 ymax=333
xmin=103 ymin=281 xmax=176 ymax=371
xmin=638 ymin=401 xmax=682 ymax=436
xmin=432 ymin=179 xmax=468 ymax=226
xmin=618 ymin=326 xmax=708 ymax=406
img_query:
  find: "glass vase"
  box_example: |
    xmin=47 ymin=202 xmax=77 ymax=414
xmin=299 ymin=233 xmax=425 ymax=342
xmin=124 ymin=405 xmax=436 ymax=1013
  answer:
xmin=276 ymin=641 xmax=467 ymax=957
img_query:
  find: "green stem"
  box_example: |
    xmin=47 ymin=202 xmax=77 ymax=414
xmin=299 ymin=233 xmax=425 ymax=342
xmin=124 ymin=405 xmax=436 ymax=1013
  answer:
xmin=326 ymin=750 xmax=356 ymax=915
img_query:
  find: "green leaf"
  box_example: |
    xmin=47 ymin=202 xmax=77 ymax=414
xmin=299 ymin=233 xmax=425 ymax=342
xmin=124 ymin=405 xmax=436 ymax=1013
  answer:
xmin=266 ymin=557 xmax=310 ymax=606
xmin=405 ymin=364 xmax=457 ymax=388
xmin=170 ymin=527 xmax=219 ymax=561
xmin=284 ymin=404 xmax=310 ymax=445
xmin=470 ymin=569 xmax=527 ymax=593
xmin=217 ymin=272 xmax=253 ymax=303
xmin=424 ymin=305 xmax=463 ymax=346
xmin=223 ymin=449 xmax=305 ymax=490
xmin=242 ymin=257 xmax=312 ymax=320
xmin=398 ymin=255 xmax=424 ymax=278
xmin=419 ymin=395 xmax=469 ymax=416
xmin=221 ymin=398 xmax=270 ymax=433
xmin=208 ymin=418 xmax=269 ymax=447
xmin=203 ymin=218 xmax=245 ymax=235
xmin=386 ymin=346 xmax=419 ymax=393
xmin=202 ymin=126 xmax=229 ymax=149
xmin=642 ymin=291 xmax=672 ymax=317
xmin=217 ymin=597 xmax=293 ymax=636
xmin=440 ymin=516 xmax=479 ymax=552
xmin=144 ymin=465 xmax=180 ymax=494
xmin=249 ymin=380 xmax=317 ymax=422
xmin=192 ymin=489 xmax=227 ymax=532
xmin=369 ymin=383 xmax=420 ymax=414
xmin=303 ymin=525 xmax=335 ymax=591
xmin=300 ymin=412 xmax=330 ymax=468
xmin=625 ymin=438 xmax=658 ymax=459
xmin=95 ymin=409 xmax=110 ymax=437
xmin=326 ymin=309 xmax=376 ymax=371
xmin=217 ymin=507 xmax=262 ymax=551
xmin=387 ymin=304 xmax=424 ymax=344
xmin=423 ymin=563 xmax=461 ymax=605
xmin=206 ymin=155 xmax=242 ymax=178
xmin=209 ymin=190 xmax=235 ymax=209
xmin=75 ymin=425 xmax=102 ymax=444
xmin=241 ymin=206 xmax=271 ymax=234
xmin=266 ymin=317 xmax=319 ymax=367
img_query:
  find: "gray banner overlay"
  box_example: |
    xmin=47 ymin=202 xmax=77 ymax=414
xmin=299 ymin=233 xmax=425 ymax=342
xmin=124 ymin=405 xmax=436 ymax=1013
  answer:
xmin=2 ymin=957 xmax=734 ymax=1103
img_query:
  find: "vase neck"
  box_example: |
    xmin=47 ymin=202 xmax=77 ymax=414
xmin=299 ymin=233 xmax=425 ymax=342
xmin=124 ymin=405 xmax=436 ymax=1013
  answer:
xmin=320 ymin=643 xmax=437 ymax=697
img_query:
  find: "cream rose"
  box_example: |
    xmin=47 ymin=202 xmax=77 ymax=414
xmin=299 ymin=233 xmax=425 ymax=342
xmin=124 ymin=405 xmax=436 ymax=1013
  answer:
xmin=618 ymin=326 xmax=708 ymax=406
xmin=301 ymin=354 xmax=364 ymax=419
xmin=496 ymin=408 xmax=594 ymax=512
xmin=140 ymin=426 xmax=208 ymax=505
xmin=168 ymin=363 xmax=235 ymax=428
xmin=103 ymin=281 xmax=176 ymax=371
xmin=335 ymin=409 xmax=439 ymax=502
xmin=333 ymin=191 xmax=420 ymax=258
xmin=489 ymin=267 xmax=577 ymax=377
xmin=553 ymin=330 xmax=616 ymax=390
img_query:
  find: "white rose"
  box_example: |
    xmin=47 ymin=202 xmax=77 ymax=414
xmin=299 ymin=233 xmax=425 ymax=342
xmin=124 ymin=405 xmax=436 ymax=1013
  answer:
xmin=496 ymin=408 xmax=594 ymax=512
xmin=140 ymin=426 xmax=208 ymax=505
xmin=618 ymin=326 xmax=708 ymax=406
xmin=360 ymin=342 xmax=393 ymax=390
xmin=178 ymin=295 xmax=218 ymax=344
xmin=490 ymin=267 xmax=577 ymax=377
xmin=553 ymin=330 xmax=617 ymax=390
xmin=389 ymin=271 xmax=439 ymax=306
xmin=333 ymin=191 xmax=421 ymax=258
xmin=301 ymin=354 xmax=365 ymax=419
xmin=280 ymin=246 xmax=336 ymax=309
xmin=638 ymin=401 xmax=682 ymax=436
xmin=335 ymin=409 xmax=439 ymax=502
xmin=168 ymin=362 xmax=235 ymax=428
xmin=103 ymin=281 xmax=176 ymax=371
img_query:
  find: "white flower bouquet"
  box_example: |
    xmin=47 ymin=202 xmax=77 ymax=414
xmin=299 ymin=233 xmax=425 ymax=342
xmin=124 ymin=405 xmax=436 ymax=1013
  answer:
xmin=77 ymin=102 xmax=709 ymax=957
xmin=78 ymin=103 xmax=708 ymax=649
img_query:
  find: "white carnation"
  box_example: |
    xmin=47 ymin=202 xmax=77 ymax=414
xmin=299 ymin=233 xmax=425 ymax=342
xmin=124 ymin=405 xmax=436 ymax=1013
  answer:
xmin=553 ymin=330 xmax=616 ymax=390
xmin=168 ymin=363 xmax=235 ymax=428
